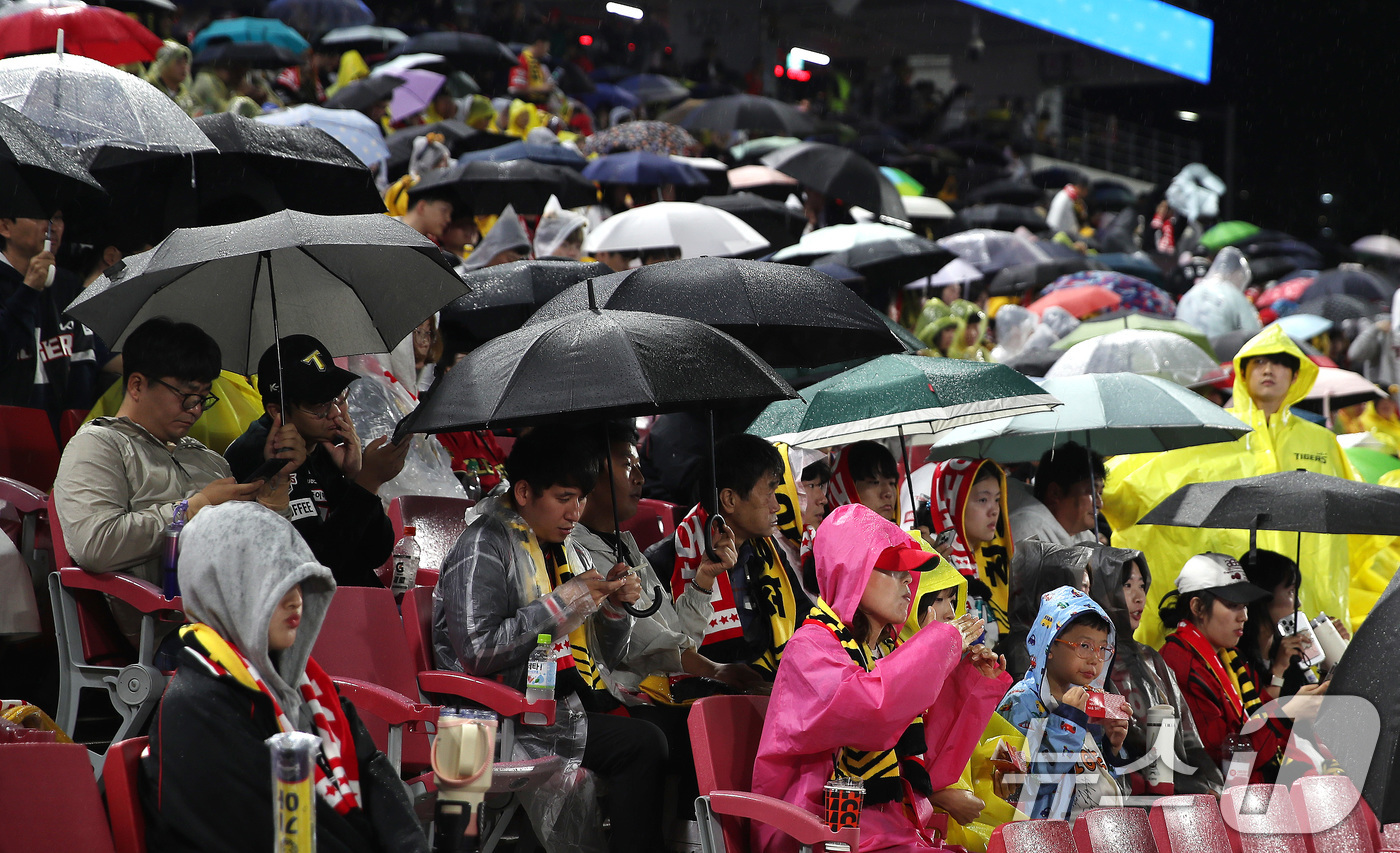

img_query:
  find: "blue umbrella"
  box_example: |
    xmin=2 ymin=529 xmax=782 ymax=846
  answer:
xmin=581 ymin=150 xmax=708 ymax=187
xmin=266 ymin=0 xmax=374 ymax=33
xmin=457 ymin=139 xmax=587 ymax=168
xmin=257 ymin=105 xmax=388 ymax=167
xmin=191 ymin=17 xmax=311 ymax=54
xmin=616 ymin=73 xmax=688 ymax=104
xmin=580 ymin=82 xmax=641 ymax=113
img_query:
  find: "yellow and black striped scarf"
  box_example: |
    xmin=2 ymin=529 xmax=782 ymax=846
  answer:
xmin=805 ymin=598 xmax=933 ymax=805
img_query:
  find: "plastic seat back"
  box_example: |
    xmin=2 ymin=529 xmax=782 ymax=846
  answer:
xmin=0 ymin=405 xmax=61 ymax=491
xmin=59 ymin=409 xmax=89 ymax=449
xmin=311 ymin=586 xmax=432 ymax=773
xmin=1074 ymin=806 xmax=1159 ymax=853
xmin=47 ymin=497 xmax=131 ymax=665
xmin=402 ymin=585 xmax=436 ymax=674
xmin=987 ymin=818 xmax=1076 ymax=853
xmin=1151 ymin=794 xmax=1233 ymax=853
xmin=621 ymin=498 xmax=682 ymax=552
xmin=103 ymin=737 xmax=149 ymax=853
xmin=689 ymin=694 xmax=770 ymax=853
xmin=1223 ymin=784 xmax=1307 ymax=853
xmin=0 ymin=741 xmax=118 ymax=852
xmin=378 ymin=495 xmax=474 ymax=586
xmin=1292 ymin=775 xmax=1381 ymax=853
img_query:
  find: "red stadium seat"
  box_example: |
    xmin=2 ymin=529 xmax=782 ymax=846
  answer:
xmin=1150 ymin=794 xmax=1233 ymax=853
xmin=0 ymin=405 xmax=61 ymax=491
xmin=59 ymin=408 xmax=89 ymax=449
xmin=1222 ymin=783 xmax=1307 ymax=853
xmin=1073 ymin=806 xmax=1159 ymax=852
xmin=1291 ymin=775 xmax=1382 ymax=853
xmin=376 ymin=494 xmax=475 ymax=587
xmin=987 ymin=818 xmax=1076 ymax=853
xmin=103 ymin=737 xmax=149 ymax=853
xmin=0 ymin=741 xmax=118 ymax=852
xmin=621 ymin=497 xmax=683 ymax=552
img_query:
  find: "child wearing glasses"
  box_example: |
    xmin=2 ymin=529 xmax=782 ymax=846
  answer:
xmin=995 ymin=585 xmax=1128 ymax=820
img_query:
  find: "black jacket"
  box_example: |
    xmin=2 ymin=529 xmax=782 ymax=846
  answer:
xmin=0 ymin=260 xmax=105 ymax=429
xmin=225 ymin=414 xmax=394 ymax=587
xmin=141 ymin=647 xmax=428 ymax=853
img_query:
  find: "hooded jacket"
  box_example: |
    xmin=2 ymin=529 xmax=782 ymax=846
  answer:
xmin=460 ymin=203 xmax=532 ymax=271
xmin=752 ymin=504 xmax=1010 ymax=853
xmin=1175 ymin=248 xmax=1263 ymax=339
xmin=1105 ymin=324 xmax=1359 ymax=646
xmin=1086 ymin=544 xmax=1223 ymax=794
xmin=928 ymin=458 xmax=1014 ymax=637
xmin=996 ymin=586 xmax=1125 ymax=820
xmin=142 ymin=503 xmax=426 ymax=853
xmin=1002 ymin=541 xmax=1091 ymax=678
xmin=914 ymin=298 xmax=960 ymax=355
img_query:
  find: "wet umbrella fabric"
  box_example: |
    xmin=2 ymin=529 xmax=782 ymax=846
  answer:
xmin=428 ymin=158 xmax=597 ymax=215
xmin=938 ymin=228 xmax=1050 ymax=276
xmin=1027 ymin=285 xmax=1120 ymax=319
xmin=772 ymin=223 xmax=921 ymax=263
xmin=192 ymin=113 xmax=382 ymax=217
xmin=1353 ymin=235 xmax=1400 ymax=261
xmin=761 ymin=141 xmax=906 ymax=220
xmin=1309 ymin=267 xmax=1397 ymax=303
xmin=697 ymin=193 xmax=806 ymax=251
xmin=385 ymin=32 xmax=518 ymax=69
xmin=1046 ymin=329 xmax=1227 ymax=388
xmin=395 ymin=307 xmax=799 ymax=438
xmin=985 ymin=256 xmax=1106 ymax=297
xmin=1297 ymin=294 xmax=1375 ymax=324
xmin=456 ymin=138 xmax=586 ymax=168
xmin=1039 ymin=269 xmax=1177 ymax=316
xmin=952 ymin=203 xmax=1048 ymax=233
xmin=1052 ymin=311 xmax=1214 ymax=357
xmin=192 ymin=41 xmax=303 ymax=70
xmin=963 ymin=179 xmax=1044 ymax=207
xmin=0 ymin=53 xmax=215 ymax=152
xmin=0 ymin=5 xmax=163 ymax=65
xmin=442 ymin=259 xmax=613 ymax=343
xmin=581 ymin=149 xmax=708 ymax=187
xmin=192 ymin=17 xmax=310 ymax=53
xmin=580 ymin=121 xmax=699 ymax=157
xmin=323 ymin=74 xmax=403 ymax=112
xmin=582 ymin=202 xmax=768 ymax=258
xmin=0 ymin=101 xmax=105 ymax=219
xmin=527 ymin=256 xmax=908 ymax=368
xmin=810 ymin=237 xmax=956 ymax=287
xmin=617 ymin=74 xmax=689 ymax=104
xmin=747 ymin=355 xmax=1060 ymax=448
xmin=926 ymin=373 xmax=1251 ymax=463
xmin=64 ymin=210 xmax=465 ymax=373
xmin=257 ymin=105 xmax=389 ymax=168
xmin=1138 ymin=470 xmax=1400 ymax=538
xmin=384 ymin=121 xmax=512 ymax=177
xmin=266 ymin=0 xmax=374 ymax=33
xmin=385 ymin=69 xmax=444 ymax=123
xmin=318 ymin=25 xmax=407 ymax=52
xmin=679 ymin=94 xmax=814 ymax=136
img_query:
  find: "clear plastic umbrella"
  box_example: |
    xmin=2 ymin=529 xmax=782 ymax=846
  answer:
xmin=937 ymin=228 xmax=1051 ymax=274
xmin=0 ymin=53 xmax=213 ymax=152
xmin=581 ymin=201 xmax=768 ymax=258
xmin=1046 ymin=328 xmax=1229 ymax=387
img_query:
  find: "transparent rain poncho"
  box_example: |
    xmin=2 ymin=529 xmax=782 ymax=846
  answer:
xmin=1176 ymin=247 xmax=1262 ymax=338
xmin=1165 ymin=163 xmax=1225 ymax=223
xmin=990 ymin=304 xmax=1037 ymax=361
xmin=1022 ymin=305 xmax=1080 ymax=351
xmin=532 ymin=195 xmax=588 ymax=259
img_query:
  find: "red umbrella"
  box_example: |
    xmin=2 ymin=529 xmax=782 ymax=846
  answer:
xmin=0 ymin=5 xmax=162 ymax=66
xmin=1254 ymin=274 xmax=1316 ymax=309
xmin=1027 ymin=284 xmax=1122 ymax=319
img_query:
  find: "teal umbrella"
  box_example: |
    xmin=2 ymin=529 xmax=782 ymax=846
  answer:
xmin=746 ymin=355 xmax=1060 ymax=448
xmin=926 ymin=373 xmax=1251 ymax=463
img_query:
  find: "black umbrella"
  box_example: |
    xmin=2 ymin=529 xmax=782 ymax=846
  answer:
xmin=1030 ymin=165 xmax=1088 ymax=189
xmin=1309 ymin=267 xmax=1397 ymax=303
xmin=1298 ymin=293 xmax=1378 ymax=324
xmin=323 ymin=75 xmax=403 ymax=112
xmin=69 ymin=144 xmax=200 ymax=250
xmin=697 ymin=193 xmax=806 ymax=252
xmin=963 ymin=179 xmax=1044 ymax=207
xmin=65 ymin=211 xmax=466 ymax=378
xmin=1002 ymin=347 xmax=1064 ymax=377
xmin=0 ymin=102 xmax=106 ymax=219
xmin=527 ymin=256 xmax=911 ymax=368
xmin=953 ymin=204 xmax=1048 ymax=233
xmin=192 ymin=113 xmax=383 ymax=219
xmin=680 ymin=94 xmax=815 ymax=137
xmin=423 ymin=158 xmax=598 ymax=216
xmin=193 ymin=42 xmax=303 ymax=70
xmin=385 ymin=32 xmax=517 ymax=70
xmin=987 ymin=256 xmax=1108 ymax=297
xmin=811 ymin=237 xmax=957 ymax=289
xmin=384 ymin=121 xmax=514 ymax=179
xmin=440 ymin=259 xmax=614 ymax=344
xmin=1138 ymin=470 xmax=1400 ymax=539
xmin=761 ymin=141 xmax=906 ymax=220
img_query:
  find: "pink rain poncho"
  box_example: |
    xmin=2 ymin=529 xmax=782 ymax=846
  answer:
xmin=752 ymin=504 xmax=1013 ymax=853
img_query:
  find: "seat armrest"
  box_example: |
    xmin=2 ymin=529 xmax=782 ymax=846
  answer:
xmin=58 ymin=567 xmax=184 ymax=616
xmin=332 ymin=677 xmax=440 ymax=728
xmin=708 ymin=790 xmax=860 ymax=850
xmin=418 ymin=670 xmax=556 ymax=725
xmin=0 ymin=478 xmax=46 ymax=514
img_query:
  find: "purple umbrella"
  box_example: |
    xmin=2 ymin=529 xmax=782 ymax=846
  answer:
xmin=1040 ymin=269 xmax=1177 ymax=316
xmin=385 ymin=69 xmax=445 ymax=123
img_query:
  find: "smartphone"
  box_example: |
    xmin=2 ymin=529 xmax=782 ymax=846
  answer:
xmin=933 ymin=528 xmax=957 ymax=550
xmin=240 ymin=457 xmax=287 ymax=484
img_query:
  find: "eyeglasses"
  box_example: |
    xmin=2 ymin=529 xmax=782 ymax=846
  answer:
xmin=295 ymin=393 xmax=347 ymax=420
xmin=1052 ymin=638 xmax=1114 ymax=660
xmin=151 ymin=378 xmax=218 ymax=412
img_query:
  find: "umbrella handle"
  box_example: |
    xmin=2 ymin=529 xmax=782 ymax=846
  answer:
xmin=623 ymin=586 xmax=664 ymax=618
xmin=705 ymin=513 xmax=726 ymax=564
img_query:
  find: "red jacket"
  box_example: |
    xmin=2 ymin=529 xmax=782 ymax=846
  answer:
xmin=1161 ymin=634 xmax=1290 ymax=784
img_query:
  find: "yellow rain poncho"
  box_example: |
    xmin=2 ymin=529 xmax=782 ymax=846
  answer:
xmin=1104 ymin=324 xmax=1360 ymax=647
xmin=325 ymin=50 xmax=369 ymax=98
xmin=84 ymin=371 xmax=265 ymax=455
xmin=1357 ymin=401 xmax=1400 ymax=455
xmin=948 ymin=299 xmax=991 ymax=361
xmin=1347 ymin=466 xmax=1400 ymax=627
xmin=914 ymin=298 xmax=959 ymax=356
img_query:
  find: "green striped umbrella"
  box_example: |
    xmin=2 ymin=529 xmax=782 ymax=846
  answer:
xmin=880 ymin=166 xmax=925 ymax=197
xmin=746 ymin=354 xmax=1060 ymax=448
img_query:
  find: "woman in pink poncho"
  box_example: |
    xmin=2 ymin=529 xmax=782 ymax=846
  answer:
xmin=752 ymin=503 xmax=1014 ymax=853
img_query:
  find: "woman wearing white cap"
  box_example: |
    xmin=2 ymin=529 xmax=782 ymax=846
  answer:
xmin=1158 ymin=553 xmax=1328 ymax=785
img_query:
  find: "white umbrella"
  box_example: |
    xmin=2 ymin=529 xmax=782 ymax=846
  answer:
xmin=727 ymin=164 xmax=797 ymax=190
xmin=1352 ymin=235 xmax=1400 ymax=261
xmin=0 ymin=0 xmax=84 ymax=16
xmin=901 ymin=195 xmax=955 ymax=220
xmin=771 ymin=222 xmax=919 ymax=262
xmin=320 ymin=25 xmax=408 ymax=47
xmin=0 ymin=53 xmax=213 ymax=152
xmin=1046 ymin=329 xmax=1229 ymax=387
xmin=582 ymin=202 xmax=768 ymax=258
xmin=371 ymin=53 xmax=448 ymax=77
xmin=904 ymin=257 xmax=983 ymax=290
xmin=257 ymin=105 xmax=389 ymax=168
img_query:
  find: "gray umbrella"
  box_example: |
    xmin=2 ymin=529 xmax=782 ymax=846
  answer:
xmin=64 ymin=211 xmax=466 ymax=380
xmin=0 ymin=53 xmax=214 ymax=153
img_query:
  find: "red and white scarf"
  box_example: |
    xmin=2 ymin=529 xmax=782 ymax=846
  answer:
xmin=182 ymin=623 xmax=362 ymax=815
xmin=1170 ymin=619 xmax=1246 ymax=725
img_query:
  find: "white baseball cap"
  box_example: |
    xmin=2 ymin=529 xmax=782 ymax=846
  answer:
xmin=1175 ymin=553 xmax=1270 ymax=604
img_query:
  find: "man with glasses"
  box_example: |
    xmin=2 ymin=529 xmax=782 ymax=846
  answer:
xmin=54 ymin=317 xmax=305 ymax=638
xmin=225 ymin=335 xmax=405 ymax=586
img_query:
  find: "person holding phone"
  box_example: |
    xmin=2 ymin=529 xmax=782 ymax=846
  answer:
xmin=226 ymin=335 xmax=406 ymax=588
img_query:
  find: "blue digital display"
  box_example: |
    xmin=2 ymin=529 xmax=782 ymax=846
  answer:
xmin=958 ymin=0 xmax=1214 ymax=83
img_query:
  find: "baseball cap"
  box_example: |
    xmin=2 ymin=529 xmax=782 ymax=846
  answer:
xmin=1175 ymin=552 xmax=1269 ymax=604
xmin=256 ymin=335 xmax=357 ymax=405
xmin=874 ymin=542 xmax=940 ymax=576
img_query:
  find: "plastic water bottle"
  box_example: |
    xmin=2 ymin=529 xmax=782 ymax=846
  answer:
xmin=390 ymin=526 xmax=420 ymax=595
xmin=161 ymin=502 xmax=188 ymax=599
xmin=525 ymin=634 xmax=555 ymax=705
